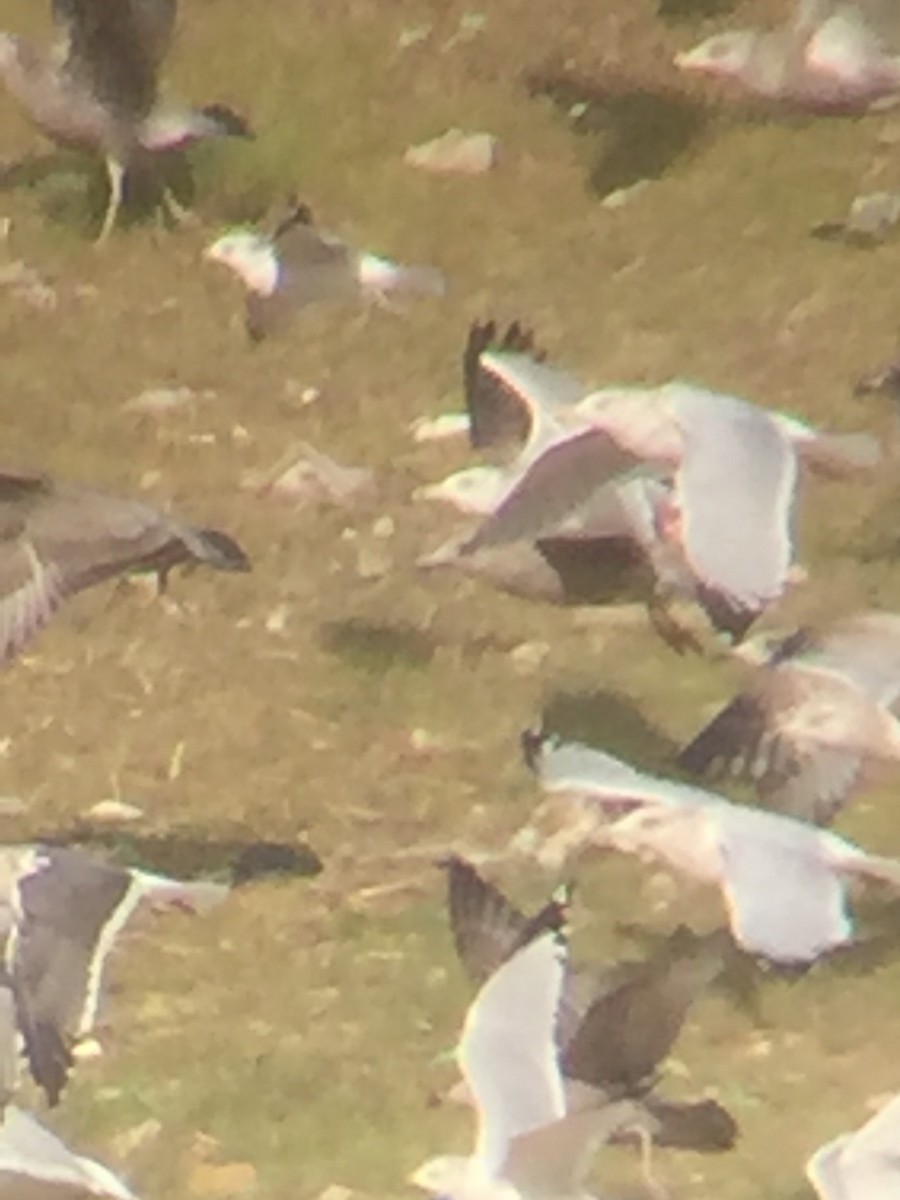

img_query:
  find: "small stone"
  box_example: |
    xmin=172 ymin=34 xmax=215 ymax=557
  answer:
xmin=601 ymin=180 xmax=650 ymax=209
xmin=188 ymin=1160 xmax=258 ymax=1197
xmin=409 ymin=412 xmax=469 ymax=442
xmin=398 ymin=24 xmax=430 ymax=48
xmin=0 ymin=795 xmax=25 ymax=816
xmin=372 ymin=516 xmax=394 ymax=539
xmin=72 ymin=1038 xmax=103 ymax=1061
xmin=315 ymin=1187 xmax=353 ymax=1200
xmin=405 ymin=129 xmax=498 ymax=175
xmin=85 ymin=799 xmax=144 ymax=824
xmin=112 ymin=1117 xmax=163 ymax=1159
xmin=356 ymin=542 xmax=392 ymax=580
xmin=509 ymin=641 xmax=550 ymax=673
xmin=244 ymin=444 xmax=373 ymax=507
xmin=265 ymin=604 xmax=290 ymax=634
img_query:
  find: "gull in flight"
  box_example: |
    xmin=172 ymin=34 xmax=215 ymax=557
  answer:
xmin=0 ymin=0 xmax=252 ymax=241
xmin=205 ymin=201 xmax=446 ymax=341
xmin=807 ymin=1090 xmax=900 ymax=1198
xmin=410 ymin=897 xmax=640 ymax=1200
xmin=0 ymin=467 xmax=250 ymax=666
xmin=675 ymin=0 xmax=900 ymax=113
xmin=0 ymin=844 xmax=229 ymax=1106
xmin=421 ymin=324 xmax=878 ymax=642
xmin=514 ymin=733 xmax=900 ymax=964
xmin=678 ymin=611 xmax=900 ymax=825
xmin=438 ymin=856 xmax=738 ymax=1153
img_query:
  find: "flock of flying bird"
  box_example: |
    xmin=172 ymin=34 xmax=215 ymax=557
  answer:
xmin=0 ymin=0 xmax=898 ymax=1198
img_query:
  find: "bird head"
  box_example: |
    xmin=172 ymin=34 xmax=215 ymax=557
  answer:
xmin=203 ymin=229 xmax=279 ymax=296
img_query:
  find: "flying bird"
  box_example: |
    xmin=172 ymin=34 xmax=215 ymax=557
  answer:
xmin=678 ymin=611 xmax=900 ymax=825
xmin=675 ymin=0 xmax=900 ymax=113
xmin=0 ymin=467 xmax=250 ymax=666
xmin=513 ymin=734 xmax=900 ymax=964
xmin=438 ymin=856 xmax=738 ymax=1153
xmin=0 ymin=1104 xmax=138 ymax=1197
xmin=452 ymin=377 xmax=878 ymax=642
xmin=0 ymin=0 xmax=251 ymax=241
xmin=410 ymin=900 xmax=641 ymax=1200
xmin=807 ymin=1090 xmax=900 ymax=1199
xmin=3 ymin=845 xmax=229 ymax=1106
xmin=204 ymin=201 xmax=446 ymax=341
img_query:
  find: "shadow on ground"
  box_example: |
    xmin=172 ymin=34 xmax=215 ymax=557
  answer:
xmin=537 ymin=687 xmax=680 ymax=763
xmin=524 ymin=64 xmax=712 ymax=196
xmin=38 ymin=826 xmax=323 ymax=885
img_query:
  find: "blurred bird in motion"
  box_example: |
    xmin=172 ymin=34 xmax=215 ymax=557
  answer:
xmin=0 ymin=467 xmax=250 ymax=665
xmin=204 ymin=200 xmax=447 ymax=341
xmin=807 ymin=1090 xmax=900 ymax=1198
xmin=0 ymin=0 xmax=252 ymax=241
xmin=679 ymin=611 xmax=900 ymax=825
xmin=675 ymin=0 xmax=900 ymax=113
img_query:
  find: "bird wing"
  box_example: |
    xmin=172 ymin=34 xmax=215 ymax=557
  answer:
xmin=808 ymin=1094 xmax=900 ymax=1200
xmin=716 ymin=809 xmax=853 ymax=962
xmin=673 ymin=387 xmax=797 ymax=633
xmin=461 ymin=930 xmax=567 ymax=1177
xmin=7 ymin=848 xmax=140 ymax=1105
xmin=503 ymin=1101 xmax=637 ymax=1196
xmin=459 ymin=428 xmax=648 ymax=555
xmin=439 ymin=856 xmax=533 ymax=986
xmin=464 ymin=320 xmax=588 ymax=460
xmin=561 ymin=926 xmax=728 ymax=1094
xmin=58 ymin=0 xmax=176 ymax=120
xmin=678 ymin=666 xmax=867 ymax=825
xmin=0 ymin=1105 xmax=138 ymax=1198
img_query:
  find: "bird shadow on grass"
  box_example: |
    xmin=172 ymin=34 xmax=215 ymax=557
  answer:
xmin=537 ymin=687 xmax=680 ymax=765
xmin=657 ymin=0 xmax=742 ymax=19
xmin=523 ymin=64 xmax=712 ymax=197
xmin=34 ymin=826 xmax=323 ymax=887
xmin=320 ymin=617 xmax=437 ymax=674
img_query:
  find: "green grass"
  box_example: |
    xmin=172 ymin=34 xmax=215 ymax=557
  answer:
xmin=1 ymin=0 xmax=900 ymax=1197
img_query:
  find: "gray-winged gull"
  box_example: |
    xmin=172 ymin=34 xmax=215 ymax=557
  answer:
xmin=204 ymin=201 xmax=446 ymax=341
xmin=0 ymin=467 xmax=250 ymax=665
xmin=514 ymin=733 xmax=900 ymax=964
xmin=678 ymin=611 xmax=900 ymax=825
xmin=439 ymin=857 xmax=737 ymax=1153
xmin=674 ymin=0 xmax=900 ymax=112
xmin=807 ymin=1090 xmax=900 ymax=1199
xmin=0 ymin=1105 xmax=138 ymax=1198
xmin=0 ymin=0 xmax=251 ymax=241
xmin=2 ymin=844 xmax=229 ymax=1106
xmin=410 ymin=903 xmax=640 ymax=1200
xmin=455 ymin=380 xmax=878 ymax=641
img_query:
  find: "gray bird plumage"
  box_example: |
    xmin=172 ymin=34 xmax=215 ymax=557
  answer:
xmin=0 ymin=0 xmax=251 ymax=240
xmin=0 ymin=468 xmax=250 ymax=666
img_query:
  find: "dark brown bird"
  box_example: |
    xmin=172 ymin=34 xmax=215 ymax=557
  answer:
xmin=438 ymin=856 xmax=738 ymax=1152
xmin=0 ymin=468 xmax=250 ymax=664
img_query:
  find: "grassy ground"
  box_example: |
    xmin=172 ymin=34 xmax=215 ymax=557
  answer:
xmin=1 ymin=0 xmax=900 ymax=1196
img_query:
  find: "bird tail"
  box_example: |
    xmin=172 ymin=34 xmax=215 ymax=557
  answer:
xmin=798 ymin=431 xmax=883 ymax=477
xmin=191 ymin=528 xmax=252 ymax=573
xmin=358 ymin=255 xmax=447 ymax=298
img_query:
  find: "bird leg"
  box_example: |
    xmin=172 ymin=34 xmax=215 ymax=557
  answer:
xmin=160 ymin=185 xmax=197 ymax=229
xmin=630 ymin=1121 xmax=669 ymax=1200
xmin=96 ymin=156 xmax=125 ymax=244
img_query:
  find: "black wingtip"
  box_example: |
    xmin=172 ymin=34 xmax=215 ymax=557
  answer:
xmin=197 ymin=528 xmax=252 ymax=572
xmin=200 ymin=104 xmax=255 ymax=140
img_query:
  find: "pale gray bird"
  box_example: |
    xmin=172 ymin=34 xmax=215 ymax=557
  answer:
xmin=0 ymin=1104 xmax=138 ymax=1197
xmin=454 ymin=380 xmax=877 ymax=642
xmin=679 ymin=612 xmax=900 ymax=825
xmin=3 ymin=845 xmax=229 ymax=1106
xmin=0 ymin=468 xmax=250 ymax=665
xmin=204 ymin=202 xmax=447 ymax=341
xmin=439 ymin=857 xmax=738 ymax=1153
xmin=515 ymin=735 xmax=900 ymax=964
xmin=807 ymin=1091 xmax=900 ymax=1198
xmin=410 ymin=905 xmax=640 ymax=1200
xmin=0 ymin=0 xmax=251 ymax=241
xmin=675 ymin=0 xmax=900 ymax=112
